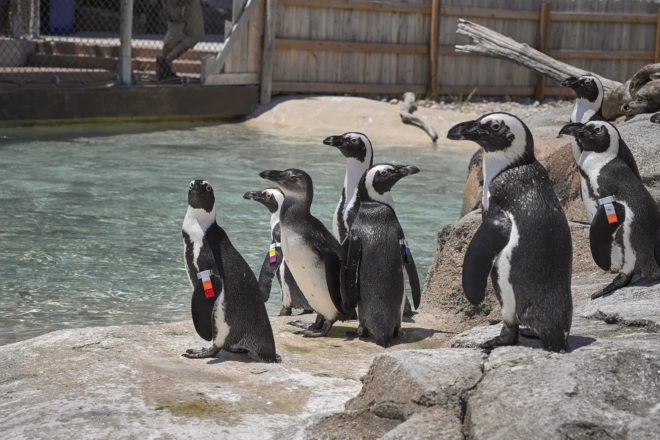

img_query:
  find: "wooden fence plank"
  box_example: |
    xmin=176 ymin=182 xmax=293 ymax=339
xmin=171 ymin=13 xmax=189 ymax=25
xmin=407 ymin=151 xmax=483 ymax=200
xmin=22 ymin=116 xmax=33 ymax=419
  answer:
xmin=430 ymin=0 xmax=440 ymax=98
xmin=655 ymin=7 xmax=660 ymax=62
xmin=274 ymin=38 xmax=429 ymax=55
xmin=535 ymin=1 xmax=550 ymax=101
xmin=279 ymin=0 xmax=429 ymax=14
xmin=260 ymin=0 xmax=277 ymax=104
xmin=549 ymin=11 xmax=657 ymax=24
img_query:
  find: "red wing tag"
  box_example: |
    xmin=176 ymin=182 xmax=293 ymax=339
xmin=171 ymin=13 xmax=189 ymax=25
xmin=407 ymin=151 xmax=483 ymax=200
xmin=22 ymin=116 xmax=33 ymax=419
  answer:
xmin=197 ymin=270 xmax=215 ymax=299
xmin=599 ymin=196 xmax=618 ymax=224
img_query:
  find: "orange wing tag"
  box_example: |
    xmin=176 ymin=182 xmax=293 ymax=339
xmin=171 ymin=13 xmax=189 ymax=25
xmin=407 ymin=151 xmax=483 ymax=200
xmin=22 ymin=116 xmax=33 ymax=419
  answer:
xmin=197 ymin=270 xmax=215 ymax=299
xmin=599 ymin=196 xmax=618 ymax=224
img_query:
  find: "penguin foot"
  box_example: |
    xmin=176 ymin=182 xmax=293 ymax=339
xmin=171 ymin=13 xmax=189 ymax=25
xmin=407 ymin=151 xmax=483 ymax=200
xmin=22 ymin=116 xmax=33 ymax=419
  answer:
xmin=299 ymin=319 xmax=334 ymax=338
xmin=480 ymin=323 xmax=519 ymax=351
xmin=288 ymin=320 xmax=314 ymax=330
xmin=182 ymin=345 xmax=221 ymax=359
xmin=591 ymin=273 xmax=633 ymax=300
xmin=300 ymin=309 xmax=315 ymax=315
xmin=279 ymin=306 xmax=293 ymax=316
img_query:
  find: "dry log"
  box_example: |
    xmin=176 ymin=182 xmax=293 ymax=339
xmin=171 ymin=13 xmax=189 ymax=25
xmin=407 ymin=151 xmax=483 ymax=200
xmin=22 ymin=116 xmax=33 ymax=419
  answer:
xmin=622 ymin=63 xmax=660 ymax=117
xmin=399 ymin=92 xmax=439 ymax=142
xmin=454 ymin=19 xmax=621 ymax=91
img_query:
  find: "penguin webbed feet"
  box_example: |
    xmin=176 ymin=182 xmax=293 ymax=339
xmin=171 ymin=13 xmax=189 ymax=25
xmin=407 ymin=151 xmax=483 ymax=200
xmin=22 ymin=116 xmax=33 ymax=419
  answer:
xmin=591 ymin=272 xmax=633 ymax=300
xmin=182 ymin=344 xmax=221 ymax=359
xmin=296 ymin=318 xmax=334 ymax=338
xmin=480 ymin=322 xmax=519 ymax=352
xmin=279 ymin=306 xmax=293 ymax=316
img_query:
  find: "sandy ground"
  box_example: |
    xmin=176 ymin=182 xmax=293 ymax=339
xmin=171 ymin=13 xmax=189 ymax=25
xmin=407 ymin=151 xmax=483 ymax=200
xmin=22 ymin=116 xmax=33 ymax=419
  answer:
xmin=240 ymin=95 xmax=479 ymax=146
xmin=240 ymin=95 xmax=566 ymax=147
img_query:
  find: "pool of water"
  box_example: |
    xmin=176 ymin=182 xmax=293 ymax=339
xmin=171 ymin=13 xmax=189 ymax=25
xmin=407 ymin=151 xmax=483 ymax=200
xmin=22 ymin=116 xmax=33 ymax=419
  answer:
xmin=0 ymin=122 xmax=473 ymax=346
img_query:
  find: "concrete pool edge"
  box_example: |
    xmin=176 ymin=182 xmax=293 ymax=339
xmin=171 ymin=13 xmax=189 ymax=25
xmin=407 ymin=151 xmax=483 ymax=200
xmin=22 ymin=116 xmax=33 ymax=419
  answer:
xmin=0 ymin=84 xmax=259 ymax=125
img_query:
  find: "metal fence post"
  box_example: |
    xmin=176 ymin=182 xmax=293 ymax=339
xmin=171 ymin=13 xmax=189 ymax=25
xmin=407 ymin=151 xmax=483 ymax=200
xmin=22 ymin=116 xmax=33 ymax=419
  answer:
xmin=119 ymin=0 xmax=134 ymax=85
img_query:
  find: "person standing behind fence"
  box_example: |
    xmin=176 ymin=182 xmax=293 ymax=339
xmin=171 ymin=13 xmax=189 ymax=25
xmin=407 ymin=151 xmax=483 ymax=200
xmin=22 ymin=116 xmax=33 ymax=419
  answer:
xmin=157 ymin=0 xmax=204 ymax=81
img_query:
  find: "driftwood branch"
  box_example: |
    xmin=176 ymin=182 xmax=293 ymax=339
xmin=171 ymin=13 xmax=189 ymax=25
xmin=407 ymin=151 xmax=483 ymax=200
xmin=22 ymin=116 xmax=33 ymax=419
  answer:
xmin=455 ymin=19 xmax=621 ymax=91
xmin=399 ymin=92 xmax=439 ymax=142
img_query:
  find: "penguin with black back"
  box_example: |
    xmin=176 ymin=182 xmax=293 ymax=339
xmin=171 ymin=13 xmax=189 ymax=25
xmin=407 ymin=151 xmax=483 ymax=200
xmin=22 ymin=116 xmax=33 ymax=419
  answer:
xmin=181 ymin=180 xmax=279 ymax=362
xmin=651 ymin=112 xmax=660 ymax=123
xmin=447 ymin=112 xmax=573 ymax=352
xmin=323 ymin=132 xmax=418 ymax=317
xmin=562 ymin=74 xmax=641 ymax=220
xmin=243 ymin=188 xmax=313 ymax=315
xmin=559 ymin=121 xmax=660 ymax=299
xmin=345 ymin=163 xmax=421 ymax=347
xmin=259 ymin=168 xmax=352 ymax=337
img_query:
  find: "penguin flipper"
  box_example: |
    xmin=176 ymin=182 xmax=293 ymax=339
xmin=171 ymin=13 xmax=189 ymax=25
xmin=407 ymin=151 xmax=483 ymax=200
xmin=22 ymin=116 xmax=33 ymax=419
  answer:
xmin=323 ymin=251 xmax=347 ymax=316
xmin=191 ymin=275 xmax=222 ymax=341
xmin=462 ymin=210 xmax=511 ymax=305
xmin=257 ymin=246 xmax=283 ymax=303
xmin=401 ymin=239 xmax=421 ymax=309
xmin=344 ymin=234 xmax=362 ymax=310
xmin=589 ymin=202 xmax=626 ymax=271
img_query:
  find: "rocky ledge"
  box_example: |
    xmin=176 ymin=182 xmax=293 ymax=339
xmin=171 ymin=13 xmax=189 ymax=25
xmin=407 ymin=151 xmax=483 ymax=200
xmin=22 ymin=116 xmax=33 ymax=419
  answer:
xmin=2 ymin=107 xmax=658 ymax=439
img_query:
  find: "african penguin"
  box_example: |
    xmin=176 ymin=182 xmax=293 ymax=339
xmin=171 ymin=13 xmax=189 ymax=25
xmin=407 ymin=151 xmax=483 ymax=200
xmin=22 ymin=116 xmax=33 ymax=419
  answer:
xmin=181 ymin=180 xmax=279 ymax=362
xmin=324 ymin=131 xmax=417 ymax=316
xmin=559 ymin=121 xmax=660 ymax=299
xmin=447 ymin=112 xmax=573 ymax=352
xmin=345 ymin=164 xmax=421 ymax=347
xmin=260 ymin=168 xmax=352 ymax=337
xmin=562 ymin=74 xmax=641 ymax=220
xmin=323 ymin=132 xmax=374 ymax=243
xmin=243 ymin=188 xmax=313 ymax=315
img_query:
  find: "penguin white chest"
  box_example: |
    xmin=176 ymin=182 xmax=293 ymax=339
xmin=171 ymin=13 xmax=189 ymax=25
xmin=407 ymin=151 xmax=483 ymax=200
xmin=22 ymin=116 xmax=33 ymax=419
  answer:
xmin=494 ymin=215 xmax=520 ymax=325
xmin=280 ymin=226 xmax=337 ymax=319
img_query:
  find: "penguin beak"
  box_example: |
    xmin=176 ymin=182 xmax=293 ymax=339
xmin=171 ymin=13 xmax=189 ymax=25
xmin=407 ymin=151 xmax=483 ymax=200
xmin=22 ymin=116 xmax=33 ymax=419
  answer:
xmin=243 ymin=190 xmax=260 ymax=201
xmin=395 ymin=165 xmax=420 ymax=177
xmin=323 ymin=135 xmax=344 ymax=147
xmin=558 ymin=123 xmax=584 ymax=138
xmin=561 ymin=76 xmax=579 ymax=88
xmin=259 ymin=170 xmax=285 ymax=183
xmin=447 ymin=120 xmax=485 ymax=141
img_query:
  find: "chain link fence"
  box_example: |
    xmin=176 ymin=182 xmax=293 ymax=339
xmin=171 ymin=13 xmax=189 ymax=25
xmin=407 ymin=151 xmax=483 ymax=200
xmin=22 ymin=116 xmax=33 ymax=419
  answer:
xmin=0 ymin=0 xmax=230 ymax=88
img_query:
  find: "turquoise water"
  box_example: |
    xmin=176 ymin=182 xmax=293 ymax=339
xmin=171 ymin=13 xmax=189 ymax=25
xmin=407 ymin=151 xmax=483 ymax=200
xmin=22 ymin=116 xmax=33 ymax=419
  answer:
xmin=0 ymin=122 xmax=472 ymax=345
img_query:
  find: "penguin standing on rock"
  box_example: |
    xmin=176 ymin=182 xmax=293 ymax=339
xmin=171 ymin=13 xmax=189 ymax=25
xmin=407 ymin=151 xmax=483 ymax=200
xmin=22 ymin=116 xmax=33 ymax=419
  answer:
xmin=243 ymin=188 xmax=313 ymax=315
xmin=559 ymin=121 xmax=660 ymax=299
xmin=260 ymin=168 xmax=352 ymax=337
xmin=447 ymin=112 xmax=573 ymax=352
xmin=345 ymin=164 xmax=421 ymax=347
xmin=562 ymin=74 xmax=641 ymax=220
xmin=324 ymin=131 xmax=418 ymax=316
xmin=181 ymin=180 xmax=279 ymax=362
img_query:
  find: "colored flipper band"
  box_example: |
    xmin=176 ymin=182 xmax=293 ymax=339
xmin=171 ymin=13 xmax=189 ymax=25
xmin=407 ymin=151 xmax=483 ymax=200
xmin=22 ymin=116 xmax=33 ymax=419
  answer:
xmin=599 ymin=196 xmax=618 ymax=224
xmin=269 ymin=242 xmax=280 ymax=264
xmin=399 ymin=239 xmax=411 ymax=264
xmin=197 ymin=270 xmax=215 ymax=299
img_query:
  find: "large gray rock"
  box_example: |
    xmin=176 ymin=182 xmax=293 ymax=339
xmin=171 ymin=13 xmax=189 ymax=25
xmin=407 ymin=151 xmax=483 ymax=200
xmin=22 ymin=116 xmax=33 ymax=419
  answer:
xmin=297 ymin=349 xmax=485 ymax=438
xmin=421 ymin=210 xmax=501 ymax=331
xmin=465 ymin=335 xmax=660 ymax=440
xmin=576 ymin=283 xmax=660 ymax=328
xmin=617 ymin=112 xmax=660 ymax=207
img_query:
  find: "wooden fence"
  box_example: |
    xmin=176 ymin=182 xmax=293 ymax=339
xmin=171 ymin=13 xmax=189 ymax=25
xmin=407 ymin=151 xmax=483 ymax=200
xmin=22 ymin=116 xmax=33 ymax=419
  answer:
xmin=204 ymin=0 xmax=660 ymax=103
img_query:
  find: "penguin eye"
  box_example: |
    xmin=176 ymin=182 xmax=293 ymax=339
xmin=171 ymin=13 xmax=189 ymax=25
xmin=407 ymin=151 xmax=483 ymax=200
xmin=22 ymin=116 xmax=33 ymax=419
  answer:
xmin=351 ymin=138 xmax=358 ymax=144
xmin=378 ymin=169 xmax=388 ymax=176
xmin=266 ymin=193 xmax=272 ymax=199
xmin=585 ymin=79 xmax=593 ymax=86
xmin=205 ymin=185 xmax=212 ymax=192
xmin=490 ymin=121 xmax=501 ymax=131
xmin=594 ymin=126 xmax=602 ymax=133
